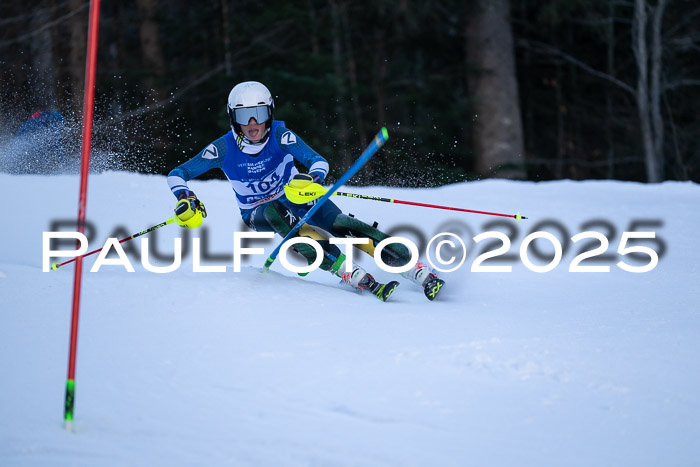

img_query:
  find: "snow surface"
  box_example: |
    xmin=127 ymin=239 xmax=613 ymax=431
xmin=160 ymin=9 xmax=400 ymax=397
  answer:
xmin=1 ymin=171 xmax=699 ymax=466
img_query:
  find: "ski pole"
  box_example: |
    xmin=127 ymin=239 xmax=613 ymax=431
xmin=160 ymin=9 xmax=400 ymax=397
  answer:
xmin=51 ymin=215 xmax=179 ymax=270
xmin=284 ymin=184 xmax=527 ymax=220
xmin=263 ymin=127 xmax=389 ymax=272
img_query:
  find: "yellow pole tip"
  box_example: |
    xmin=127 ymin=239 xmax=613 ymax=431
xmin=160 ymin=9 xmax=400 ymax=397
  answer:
xmin=515 ymin=212 xmax=522 ymax=221
xmin=51 ymin=262 xmax=59 ymax=270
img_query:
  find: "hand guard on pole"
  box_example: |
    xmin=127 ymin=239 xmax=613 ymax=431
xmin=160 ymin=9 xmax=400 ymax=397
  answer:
xmin=174 ymin=190 xmax=207 ymax=229
xmin=284 ymin=174 xmax=323 ymax=205
xmin=287 ymin=172 xmax=321 ymax=190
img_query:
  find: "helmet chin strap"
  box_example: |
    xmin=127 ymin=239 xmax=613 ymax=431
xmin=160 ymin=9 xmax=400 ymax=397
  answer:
xmin=233 ymin=126 xmax=272 ymax=153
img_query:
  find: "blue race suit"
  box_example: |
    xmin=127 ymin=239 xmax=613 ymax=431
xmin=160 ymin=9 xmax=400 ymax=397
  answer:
xmin=6 ymin=111 xmax=67 ymax=174
xmin=168 ymin=120 xmax=341 ymax=236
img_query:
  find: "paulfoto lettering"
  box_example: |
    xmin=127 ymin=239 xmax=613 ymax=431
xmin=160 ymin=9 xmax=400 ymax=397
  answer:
xmin=42 ymin=232 xmax=420 ymax=275
xmin=43 ymin=230 xmax=660 ymax=274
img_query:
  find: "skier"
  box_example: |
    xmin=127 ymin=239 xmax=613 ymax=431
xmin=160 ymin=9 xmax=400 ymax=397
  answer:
xmin=167 ymin=81 xmax=444 ymax=301
xmin=4 ymin=110 xmax=67 ymax=174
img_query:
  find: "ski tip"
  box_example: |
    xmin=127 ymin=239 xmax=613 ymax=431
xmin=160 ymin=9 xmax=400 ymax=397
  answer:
xmin=424 ymin=278 xmax=445 ymax=301
xmin=376 ymin=280 xmax=399 ymax=302
xmin=381 ymin=127 xmax=389 ymax=141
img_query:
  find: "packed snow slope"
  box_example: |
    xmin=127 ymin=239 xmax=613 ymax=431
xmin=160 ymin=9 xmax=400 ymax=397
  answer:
xmin=1 ymin=171 xmax=699 ymax=466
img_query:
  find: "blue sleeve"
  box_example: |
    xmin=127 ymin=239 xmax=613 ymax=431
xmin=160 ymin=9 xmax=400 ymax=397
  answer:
xmin=273 ymin=124 xmax=329 ymax=182
xmin=167 ymin=136 xmax=227 ymax=198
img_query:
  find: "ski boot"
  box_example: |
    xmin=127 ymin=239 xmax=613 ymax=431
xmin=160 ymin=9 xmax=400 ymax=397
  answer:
xmin=332 ymin=255 xmax=399 ymax=302
xmin=401 ymin=262 xmax=445 ymax=301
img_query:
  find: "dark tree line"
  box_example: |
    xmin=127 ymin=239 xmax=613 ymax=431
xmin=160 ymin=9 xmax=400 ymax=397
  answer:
xmin=1 ymin=0 xmax=698 ymax=184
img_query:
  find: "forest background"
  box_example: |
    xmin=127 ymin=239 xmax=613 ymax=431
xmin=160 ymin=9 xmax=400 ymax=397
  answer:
xmin=1 ymin=0 xmax=698 ymax=186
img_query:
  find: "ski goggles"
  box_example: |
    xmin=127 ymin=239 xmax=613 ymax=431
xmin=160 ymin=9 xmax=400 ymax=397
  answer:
xmin=231 ymin=105 xmax=272 ymax=126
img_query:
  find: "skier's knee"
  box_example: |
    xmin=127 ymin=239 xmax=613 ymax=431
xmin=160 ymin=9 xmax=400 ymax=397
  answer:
xmin=332 ymin=213 xmax=411 ymax=266
xmin=263 ymin=200 xmax=298 ymax=235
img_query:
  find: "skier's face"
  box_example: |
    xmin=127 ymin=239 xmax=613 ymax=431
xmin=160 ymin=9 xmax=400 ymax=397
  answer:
xmin=241 ymin=118 xmax=266 ymax=142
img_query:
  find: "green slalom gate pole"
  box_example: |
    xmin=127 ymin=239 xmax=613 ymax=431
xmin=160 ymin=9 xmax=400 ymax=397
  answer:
xmin=263 ymin=127 xmax=389 ymax=271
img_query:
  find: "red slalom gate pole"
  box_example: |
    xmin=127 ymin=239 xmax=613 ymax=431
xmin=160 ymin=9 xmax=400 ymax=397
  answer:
xmin=65 ymin=0 xmax=101 ymax=432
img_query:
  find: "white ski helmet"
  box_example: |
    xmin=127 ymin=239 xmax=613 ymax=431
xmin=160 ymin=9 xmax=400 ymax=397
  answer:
xmin=227 ymin=81 xmax=274 ymax=134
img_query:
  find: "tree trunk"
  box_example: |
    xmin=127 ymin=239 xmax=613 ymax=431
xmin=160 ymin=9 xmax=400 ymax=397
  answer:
xmin=221 ymin=0 xmax=233 ymax=77
xmin=67 ymin=0 xmax=87 ymax=113
xmin=340 ymin=4 xmax=367 ymax=147
xmin=372 ymin=26 xmax=388 ymax=167
xmin=465 ymin=0 xmax=526 ymax=179
xmin=136 ymin=0 xmax=167 ymax=163
xmin=650 ymin=0 xmax=667 ymax=180
xmin=136 ymin=0 xmax=166 ymax=99
xmin=306 ymin=0 xmax=321 ymax=56
xmin=633 ymin=0 xmax=665 ymax=183
xmin=554 ymin=59 xmax=565 ymax=178
xmin=605 ymin=0 xmax=616 ymax=179
xmin=328 ymin=0 xmax=351 ymax=170
xmin=30 ymin=4 xmax=58 ymax=110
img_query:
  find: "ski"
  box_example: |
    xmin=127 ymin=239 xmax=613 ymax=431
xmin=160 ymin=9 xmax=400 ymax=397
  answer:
xmin=371 ymin=280 xmax=400 ymax=302
xmin=338 ymin=278 xmax=400 ymax=302
xmin=423 ymin=275 xmax=445 ymax=301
